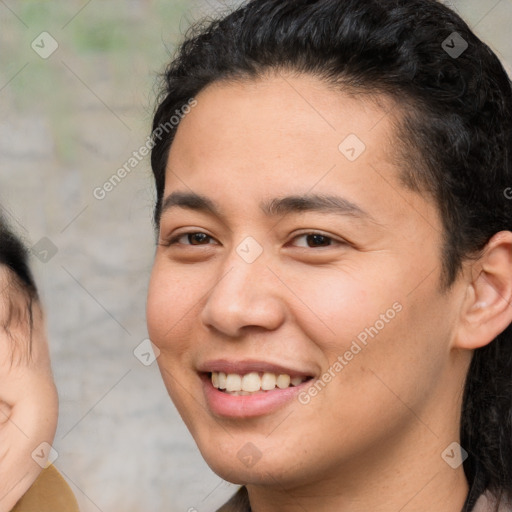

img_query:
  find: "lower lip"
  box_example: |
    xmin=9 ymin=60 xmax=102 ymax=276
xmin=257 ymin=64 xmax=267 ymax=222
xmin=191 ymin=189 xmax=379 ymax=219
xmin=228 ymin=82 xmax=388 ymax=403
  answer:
xmin=201 ymin=374 xmax=311 ymax=418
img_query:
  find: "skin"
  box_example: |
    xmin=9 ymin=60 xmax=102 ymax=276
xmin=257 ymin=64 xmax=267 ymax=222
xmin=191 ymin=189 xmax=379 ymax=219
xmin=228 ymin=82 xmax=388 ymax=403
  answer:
xmin=146 ymin=72 xmax=512 ymax=511
xmin=0 ymin=270 xmax=59 ymax=512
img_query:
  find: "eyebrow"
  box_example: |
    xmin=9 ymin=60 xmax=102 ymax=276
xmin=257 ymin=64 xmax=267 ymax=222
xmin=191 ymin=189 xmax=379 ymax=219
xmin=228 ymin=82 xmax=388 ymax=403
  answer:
xmin=159 ymin=191 xmax=375 ymax=224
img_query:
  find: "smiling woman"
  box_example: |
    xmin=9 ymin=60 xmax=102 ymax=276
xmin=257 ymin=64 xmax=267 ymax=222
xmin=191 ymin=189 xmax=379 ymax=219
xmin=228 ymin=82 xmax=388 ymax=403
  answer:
xmin=146 ymin=1 xmax=512 ymax=511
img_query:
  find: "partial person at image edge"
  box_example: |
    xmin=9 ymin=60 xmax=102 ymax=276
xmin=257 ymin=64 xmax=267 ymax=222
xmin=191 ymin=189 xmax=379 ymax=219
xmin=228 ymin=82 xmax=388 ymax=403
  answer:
xmin=0 ymin=216 xmax=79 ymax=512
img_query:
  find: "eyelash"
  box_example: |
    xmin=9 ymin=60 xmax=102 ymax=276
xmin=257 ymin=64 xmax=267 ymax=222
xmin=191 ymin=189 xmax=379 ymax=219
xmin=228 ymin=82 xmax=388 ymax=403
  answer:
xmin=161 ymin=231 xmax=346 ymax=249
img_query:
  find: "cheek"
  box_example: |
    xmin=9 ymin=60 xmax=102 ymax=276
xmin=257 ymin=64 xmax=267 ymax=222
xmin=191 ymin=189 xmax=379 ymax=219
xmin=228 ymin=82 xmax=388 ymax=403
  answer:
xmin=286 ymin=266 xmax=399 ymax=354
xmin=292 ymin=267 xmax=443 ymax=410
xmin=146 ymin=259 xmax=198 ymax=352
xmin=328 ymin=284 xmax=450 ymax=422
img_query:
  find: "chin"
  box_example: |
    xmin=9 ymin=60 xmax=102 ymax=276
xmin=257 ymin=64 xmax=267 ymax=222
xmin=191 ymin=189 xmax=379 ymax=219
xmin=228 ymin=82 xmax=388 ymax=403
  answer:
xmin=197 ymin=437 xmax=306 ymax=488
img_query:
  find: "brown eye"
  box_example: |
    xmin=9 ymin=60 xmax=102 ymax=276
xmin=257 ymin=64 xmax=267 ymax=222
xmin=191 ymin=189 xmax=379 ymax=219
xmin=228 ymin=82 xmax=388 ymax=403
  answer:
xmin=305 ymin=234 xmax=331 ymax=247
xmin=186 ymin=233 xmax=211 ymax=245
xmin=166 ymin=231 xmax=215 ymax=246
xmin=292 ymin=232 xmax=344 ymax=248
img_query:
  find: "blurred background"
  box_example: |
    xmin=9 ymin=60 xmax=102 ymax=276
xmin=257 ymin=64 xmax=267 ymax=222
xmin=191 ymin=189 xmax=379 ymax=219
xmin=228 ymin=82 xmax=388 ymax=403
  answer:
xmin=0 ymin=0 xmax=510 ymax=511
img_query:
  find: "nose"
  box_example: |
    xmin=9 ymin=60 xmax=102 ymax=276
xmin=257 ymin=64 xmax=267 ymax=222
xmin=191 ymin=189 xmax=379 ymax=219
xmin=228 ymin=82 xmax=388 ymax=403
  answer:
xmin=200 ymin=249 xmax=287 ymax=338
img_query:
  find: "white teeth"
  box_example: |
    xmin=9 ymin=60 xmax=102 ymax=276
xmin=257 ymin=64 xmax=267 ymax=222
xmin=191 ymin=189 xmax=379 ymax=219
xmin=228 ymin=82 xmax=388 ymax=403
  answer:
xmin=261 ymin=372 xmax=276 ymax=390
xmin=210 ymin=371 xmax=309 ymax=393
xmin=225 ymin=374 xmax=242 ymax=392
xmin=241 ymin=372 xmax=261 ymax=392
xmin=276 ymin=374 xmax=290 ymax=389
xmin=290 ymin=376 xmax=303 ymax=386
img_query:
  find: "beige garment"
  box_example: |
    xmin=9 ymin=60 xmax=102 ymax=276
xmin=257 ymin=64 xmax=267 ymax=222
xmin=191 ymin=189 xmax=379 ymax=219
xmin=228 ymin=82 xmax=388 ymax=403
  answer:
xmin=216 ymin=486 xmax=512 ymax=512
xmin=10 ymin=465 xmax=80 ymax=512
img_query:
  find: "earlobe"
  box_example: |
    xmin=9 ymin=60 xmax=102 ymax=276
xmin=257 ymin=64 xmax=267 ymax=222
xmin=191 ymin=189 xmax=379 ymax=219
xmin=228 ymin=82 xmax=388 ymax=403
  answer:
xmin=455 ymin=231 xmax=512 ymax=350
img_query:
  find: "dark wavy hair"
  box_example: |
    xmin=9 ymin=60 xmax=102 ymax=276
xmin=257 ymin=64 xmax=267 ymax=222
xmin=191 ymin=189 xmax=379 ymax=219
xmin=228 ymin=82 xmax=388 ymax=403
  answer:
xmin=149 ymin=0 xmax=512 ymax=509
xmin=0 ymin=213 xmax=39 ymax=363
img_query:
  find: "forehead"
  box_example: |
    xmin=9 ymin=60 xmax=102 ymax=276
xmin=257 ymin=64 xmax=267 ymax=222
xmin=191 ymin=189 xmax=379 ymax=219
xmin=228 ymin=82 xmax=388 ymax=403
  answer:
xmin=171 ymin=73 xmax=398 ymax=165
xmin=164 ymin=73 xmax=438 ymax=229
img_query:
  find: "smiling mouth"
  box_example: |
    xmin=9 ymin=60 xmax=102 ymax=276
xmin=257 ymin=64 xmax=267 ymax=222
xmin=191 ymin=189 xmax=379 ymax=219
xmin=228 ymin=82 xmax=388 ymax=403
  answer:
xmin=208 ymin=371 xmax=313 ymax=396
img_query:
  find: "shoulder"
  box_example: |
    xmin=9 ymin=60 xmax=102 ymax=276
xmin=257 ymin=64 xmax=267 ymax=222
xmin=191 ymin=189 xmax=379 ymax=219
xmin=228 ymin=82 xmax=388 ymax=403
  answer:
xmin=11 ymin=465 xmax=80 ymax=512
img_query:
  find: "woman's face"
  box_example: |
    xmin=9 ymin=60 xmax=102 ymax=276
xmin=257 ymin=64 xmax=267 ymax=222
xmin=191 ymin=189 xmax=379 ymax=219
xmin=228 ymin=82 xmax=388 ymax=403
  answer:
xmin=146 ymin=73 xmax=470 ymax=489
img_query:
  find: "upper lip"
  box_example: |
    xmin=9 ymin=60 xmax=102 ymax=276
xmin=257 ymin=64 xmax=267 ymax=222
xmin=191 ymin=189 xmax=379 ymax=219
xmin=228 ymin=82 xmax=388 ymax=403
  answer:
xmin=197 ymin=359 xmax=315 ymax=378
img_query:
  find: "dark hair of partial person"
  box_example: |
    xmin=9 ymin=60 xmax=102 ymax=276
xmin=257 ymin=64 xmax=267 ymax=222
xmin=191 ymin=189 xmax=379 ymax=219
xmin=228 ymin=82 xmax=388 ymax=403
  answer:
xmin=0 ymin=213 xmax=39 ymax=362
xmin=149 ymin=0 xmax=512 ymax=509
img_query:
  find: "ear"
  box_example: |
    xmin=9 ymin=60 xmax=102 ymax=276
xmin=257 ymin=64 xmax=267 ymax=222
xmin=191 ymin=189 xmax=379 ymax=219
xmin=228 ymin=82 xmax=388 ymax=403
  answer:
xmin=454 ymin=230 xmax=512 ymax=350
